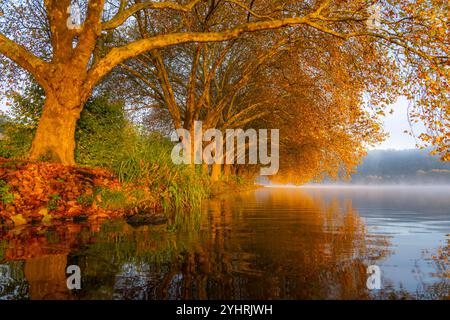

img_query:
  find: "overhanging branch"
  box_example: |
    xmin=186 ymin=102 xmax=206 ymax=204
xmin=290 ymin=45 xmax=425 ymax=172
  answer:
xmin=0 ymin=33 xmax=49 ymax=85
xmin=88 ymin=16 xmax=311 ymax=87
xmin=102 ymin=0 xmax=203 ymax=30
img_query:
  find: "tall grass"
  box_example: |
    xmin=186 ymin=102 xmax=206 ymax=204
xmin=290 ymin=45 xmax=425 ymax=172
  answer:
xmin=112 ymin=132 xmax=210 ymax=210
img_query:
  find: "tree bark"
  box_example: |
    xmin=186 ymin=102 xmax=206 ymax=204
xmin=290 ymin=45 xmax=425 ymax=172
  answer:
xmin=223 ymin=164 xmax=231 ymax=181
xmin=202 ymin=163 xmax=209 ymax=174
xmin=29 ymin=92 xmax=83 ymax=165
xmin=210 ymin=163 xmax=221 ymax=182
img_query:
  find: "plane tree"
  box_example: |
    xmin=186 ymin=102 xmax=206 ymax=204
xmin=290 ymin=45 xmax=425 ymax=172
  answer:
xmin=0 ymin=0 xmax=448 ymax=164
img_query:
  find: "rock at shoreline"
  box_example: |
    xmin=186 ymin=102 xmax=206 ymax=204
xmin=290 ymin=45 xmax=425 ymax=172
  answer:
xmin=126 ymin=212 xmax=168 ymax=227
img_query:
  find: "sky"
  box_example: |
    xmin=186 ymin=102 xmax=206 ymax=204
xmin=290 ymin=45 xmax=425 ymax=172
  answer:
xmin=372 ymin=96 xmax=425 ymax=150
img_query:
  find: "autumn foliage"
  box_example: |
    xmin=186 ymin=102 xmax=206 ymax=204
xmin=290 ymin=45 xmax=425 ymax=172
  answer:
xmin=0 ymin=0 xmax=448 ymax=165
xmin=0 ymin=0 xmax=448 ymax=204
xmin=0 ymin=158 xmax=133 ymax=226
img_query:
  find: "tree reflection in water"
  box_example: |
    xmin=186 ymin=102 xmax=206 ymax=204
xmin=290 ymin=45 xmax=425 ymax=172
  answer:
xmin=0 ymin=189 xmax=447 ymax=300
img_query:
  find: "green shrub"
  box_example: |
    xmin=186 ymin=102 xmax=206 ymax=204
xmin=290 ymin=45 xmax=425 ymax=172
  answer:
xmin=47 ymin=194 xmax=62 ymax=211
xmin=0 ymin=84 xmax=131 ymax=164
xmin=0 ymin=83 xmax=43 ymax=158
xmin=75 ymin=96 xmax=134 ymax=167
xmin=0 ymin=179 xmax=14 ymax=205
xmin=0 ymin=121 xmax=34 ymax=158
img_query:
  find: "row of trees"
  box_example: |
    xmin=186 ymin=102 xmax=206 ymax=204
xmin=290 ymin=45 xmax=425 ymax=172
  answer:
xmin=0 ymin=0 xmax=448 ymax=182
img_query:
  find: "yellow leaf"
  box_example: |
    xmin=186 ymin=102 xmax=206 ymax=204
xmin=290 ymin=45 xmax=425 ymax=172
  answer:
xmin=11 ymin=214 xmax=27 ymax=226
xmin=42 ymin=215 xmax=53 ymax=223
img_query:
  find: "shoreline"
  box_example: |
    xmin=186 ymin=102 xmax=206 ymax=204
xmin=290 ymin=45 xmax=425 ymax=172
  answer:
xmin=209 ymin=181 xmax=261 ymax=198
xmin=0 ymin=157 xmax=257 ymax=228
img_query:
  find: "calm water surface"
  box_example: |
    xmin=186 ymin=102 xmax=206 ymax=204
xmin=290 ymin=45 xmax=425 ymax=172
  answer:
xmin=0 ymin=186 xmax=449 ymax=300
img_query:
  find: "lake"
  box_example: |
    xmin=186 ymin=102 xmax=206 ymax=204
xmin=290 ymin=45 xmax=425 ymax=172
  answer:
xmin=0 ymin=186 xmax=449 ymax=300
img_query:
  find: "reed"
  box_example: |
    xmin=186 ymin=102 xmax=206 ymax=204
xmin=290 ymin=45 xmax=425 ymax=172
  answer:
xmin=112 ymin=132 xmax=210 ymax=210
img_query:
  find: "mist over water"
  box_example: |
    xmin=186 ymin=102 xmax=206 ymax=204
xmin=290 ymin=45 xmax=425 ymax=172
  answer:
xmin=266 ymin=185 xmax=450 ymax=298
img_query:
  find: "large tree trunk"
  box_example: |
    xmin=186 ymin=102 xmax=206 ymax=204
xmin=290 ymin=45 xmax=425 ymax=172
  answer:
xmin=29 ymin=92 xmax=83 ymax=165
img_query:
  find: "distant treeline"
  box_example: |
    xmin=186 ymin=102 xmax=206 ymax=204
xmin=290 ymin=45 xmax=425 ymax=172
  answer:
xmin=350 ymin=149 xmax=450 ymax=184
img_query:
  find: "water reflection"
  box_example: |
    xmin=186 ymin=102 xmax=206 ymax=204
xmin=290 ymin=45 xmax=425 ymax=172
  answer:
xmin=0 ymin=188 xmax=448 ymax=299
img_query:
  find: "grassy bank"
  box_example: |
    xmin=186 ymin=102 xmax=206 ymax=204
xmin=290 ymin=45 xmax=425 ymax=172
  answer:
xmin=0 ymin=95 xmax=257 ymax=227
xmin=0 ymin=125 xmax=256 ymax=227
xmin=0 ymin=130 xmax=214 ymax=227
xmin=0 ymin=157 xmax=210 ymax=227
xmin=0 ymin=95 xmax=213 ymax=227
xmin=0 ymin=125 xmax=213 ymax=227
xmin=0 ymin=156 xmax=256 ymax=227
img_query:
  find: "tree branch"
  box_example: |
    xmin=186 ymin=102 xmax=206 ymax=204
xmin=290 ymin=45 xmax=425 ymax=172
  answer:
xmin=0 ymin=33 xmax=49 ymax=85
xmin=88 ymin=16 xmax=311 ymax=87
xmin=74 ymin=0 xmax=106 ymax=66
xmin=102 ymin=0 xmax=203 ymax=30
